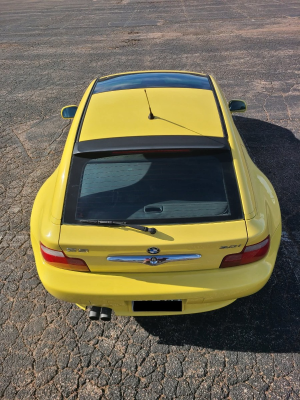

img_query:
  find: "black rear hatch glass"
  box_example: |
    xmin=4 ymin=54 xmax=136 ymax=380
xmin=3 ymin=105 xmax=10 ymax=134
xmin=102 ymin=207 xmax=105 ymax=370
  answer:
xmin=63 ymin=149 xmax=243 ymax=225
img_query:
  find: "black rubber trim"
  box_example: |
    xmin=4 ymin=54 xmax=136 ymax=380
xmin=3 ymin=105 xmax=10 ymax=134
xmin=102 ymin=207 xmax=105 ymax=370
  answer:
xmin=207 ymin=75 xmax=228 ymax=138
xmin=73 ymin=135 xmax=229 ymax=154
xmin=74 ymin=78 xmax=99 ymax=143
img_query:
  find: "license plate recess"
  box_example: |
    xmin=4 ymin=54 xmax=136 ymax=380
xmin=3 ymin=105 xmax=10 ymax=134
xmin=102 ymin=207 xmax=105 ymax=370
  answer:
xmin=132 ymin=300 xmax=182 ymax=312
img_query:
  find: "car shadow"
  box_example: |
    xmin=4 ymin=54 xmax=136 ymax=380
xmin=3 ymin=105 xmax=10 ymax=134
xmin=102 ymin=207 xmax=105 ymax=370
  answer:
xmin=136 ymin=117 xmax=300 ymax=353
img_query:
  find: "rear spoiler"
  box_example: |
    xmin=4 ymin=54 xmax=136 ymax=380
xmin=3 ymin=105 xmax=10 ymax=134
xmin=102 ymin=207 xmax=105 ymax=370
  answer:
xmin=73 ymin=135 xmax=229 ymax=154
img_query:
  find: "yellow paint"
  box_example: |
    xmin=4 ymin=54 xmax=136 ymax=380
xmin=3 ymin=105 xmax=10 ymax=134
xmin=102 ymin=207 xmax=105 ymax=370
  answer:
xmin=31 ymin=71 xmax=282 ymax=316
xmin=59 ymin=220 xmax=247 ymax=273
xmin=31 ymin=225 xmax=281 ymax=316
xmin=80 ymin=88 xmax=223 ymax=141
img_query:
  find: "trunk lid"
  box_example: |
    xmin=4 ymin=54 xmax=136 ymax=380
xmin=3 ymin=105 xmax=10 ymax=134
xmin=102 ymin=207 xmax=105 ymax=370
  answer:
xmin=59 ymin=221 xmax=247 ymax=273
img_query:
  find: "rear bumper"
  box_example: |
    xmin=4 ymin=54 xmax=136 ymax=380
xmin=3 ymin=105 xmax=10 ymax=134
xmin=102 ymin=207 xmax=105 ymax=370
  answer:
xmin=32 ymin=225 xmax=281 ymax=316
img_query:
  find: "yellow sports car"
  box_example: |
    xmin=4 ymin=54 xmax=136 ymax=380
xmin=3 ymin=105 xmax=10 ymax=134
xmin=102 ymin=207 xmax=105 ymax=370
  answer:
xmin=31 ymin=71 xmax=281 ymax=321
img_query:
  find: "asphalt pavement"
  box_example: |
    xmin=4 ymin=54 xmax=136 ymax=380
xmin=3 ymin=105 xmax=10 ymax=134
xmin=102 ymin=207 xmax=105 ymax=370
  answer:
xmin=0 ymin=0 xmax=300 ymax=399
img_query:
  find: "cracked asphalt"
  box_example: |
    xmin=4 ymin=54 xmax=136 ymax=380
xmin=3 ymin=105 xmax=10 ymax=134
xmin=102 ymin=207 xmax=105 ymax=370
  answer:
xmin=0 ymin=0 xmax=300 ymax=399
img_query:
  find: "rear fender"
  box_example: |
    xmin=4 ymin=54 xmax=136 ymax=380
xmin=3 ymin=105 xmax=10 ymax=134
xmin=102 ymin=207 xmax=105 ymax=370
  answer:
xmin=209 ymin=76 xmax=281 ymax=245
xmin=30 ymin=169 xmax=61 ymax=251
xmin=241 ymin=145 xmax=281 ymax=245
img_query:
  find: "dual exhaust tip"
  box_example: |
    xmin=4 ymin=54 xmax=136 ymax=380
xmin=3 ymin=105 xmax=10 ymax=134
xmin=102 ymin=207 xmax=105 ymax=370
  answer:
xmin=89 ymin=306 xmax=112 ymax=322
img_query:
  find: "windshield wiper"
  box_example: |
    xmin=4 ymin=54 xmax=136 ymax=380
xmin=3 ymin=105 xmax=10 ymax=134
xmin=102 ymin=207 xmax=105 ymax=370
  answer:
xmin=79 ymin=219 xmax=157 ymax=235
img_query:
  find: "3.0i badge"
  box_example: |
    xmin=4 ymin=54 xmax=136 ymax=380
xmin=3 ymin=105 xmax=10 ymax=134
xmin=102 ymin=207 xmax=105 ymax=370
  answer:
xmin=147 ymin=247 xmax=160 ymax=254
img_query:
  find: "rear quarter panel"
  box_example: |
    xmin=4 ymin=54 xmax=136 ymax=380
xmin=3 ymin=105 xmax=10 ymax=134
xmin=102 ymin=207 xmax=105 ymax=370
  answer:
xmin=31 ymin=79 xmax=97 ymax=268
xmin=240 ymin=143 xmax=281 ymax=245
xmin=30 ymin=169 xmax=61 ymax=251
xmin=210 ymin=76 xmax=281 ymax=246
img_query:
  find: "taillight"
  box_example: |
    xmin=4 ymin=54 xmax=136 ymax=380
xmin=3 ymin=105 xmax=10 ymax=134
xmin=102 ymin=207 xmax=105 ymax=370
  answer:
xmin=40 ymin=243 xmax=90 ymax=272
xmin=220 ymin=236 xmax=270 ymax=268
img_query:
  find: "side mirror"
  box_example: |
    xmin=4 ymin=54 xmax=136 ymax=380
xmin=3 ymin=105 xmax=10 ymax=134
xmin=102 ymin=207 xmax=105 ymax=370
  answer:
xmin=228 ymin=100 xmax=247 ymax=113
xmin=61 ymin=105 xmax=78 ymax=119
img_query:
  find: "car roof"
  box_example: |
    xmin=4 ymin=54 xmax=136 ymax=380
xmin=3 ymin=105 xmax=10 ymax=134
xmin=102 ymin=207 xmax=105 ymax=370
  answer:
xmin=79 ymin=72 xmax=224 ymax=142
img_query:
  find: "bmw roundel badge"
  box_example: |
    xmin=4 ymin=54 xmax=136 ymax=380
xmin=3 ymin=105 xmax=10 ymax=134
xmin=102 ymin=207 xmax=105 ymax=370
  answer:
xmin=147 ymin=247 xmax=160 ymax=254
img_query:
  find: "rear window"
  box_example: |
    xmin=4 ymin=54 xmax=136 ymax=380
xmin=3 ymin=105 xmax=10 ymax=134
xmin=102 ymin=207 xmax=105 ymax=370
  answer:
xmin=63 ymin=150 xmax=243 ymax=225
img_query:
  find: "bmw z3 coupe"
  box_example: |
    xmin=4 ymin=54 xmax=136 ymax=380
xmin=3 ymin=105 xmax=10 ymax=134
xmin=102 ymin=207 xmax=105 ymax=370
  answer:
xmin=31 ymin=71 xmax=281 ymax=321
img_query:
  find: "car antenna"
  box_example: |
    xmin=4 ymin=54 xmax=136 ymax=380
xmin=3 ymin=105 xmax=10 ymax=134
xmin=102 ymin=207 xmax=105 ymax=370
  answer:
xmin=144 ymin=89 xmax=155 ymax=120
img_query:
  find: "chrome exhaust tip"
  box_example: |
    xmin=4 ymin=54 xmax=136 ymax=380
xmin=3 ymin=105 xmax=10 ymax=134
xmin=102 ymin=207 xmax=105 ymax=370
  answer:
xmin=89 ymin=306 xmax=101 ymax=320
xmin=100 ymin=307 xmax=112 ymax=321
